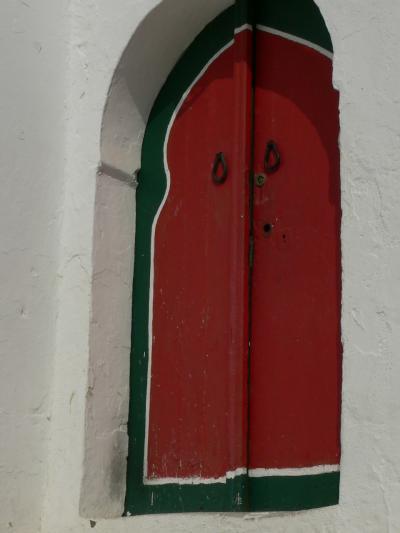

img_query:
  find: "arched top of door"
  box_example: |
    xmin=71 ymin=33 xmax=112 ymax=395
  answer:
xmin=99 ymin=0 xmax=332 ymax=183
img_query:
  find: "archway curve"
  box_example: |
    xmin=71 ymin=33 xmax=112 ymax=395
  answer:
xmin=100 ymin=0 xmax=232 ymax=178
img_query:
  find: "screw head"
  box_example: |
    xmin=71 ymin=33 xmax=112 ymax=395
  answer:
xmin=255 ymin=173 xmax=266 ymax=187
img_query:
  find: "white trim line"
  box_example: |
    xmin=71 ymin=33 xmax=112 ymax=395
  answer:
xmin=143 ymin=38 xmax=235 ymax=482
xmin=144 ymin=465 xmax=340 ymax=486
xmin=249 ymin=464 xmax=340 ymax=478
xmin=257 ymin=25 xmax=333 ymax=59
xmin=234 ymin=23 xmax=253 ymax=35
xmin=144 ymin=467 xmax=247 ymax=486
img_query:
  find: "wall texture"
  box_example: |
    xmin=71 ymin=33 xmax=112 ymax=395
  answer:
xmin=0 ymin=1 xmax=68 ymax=532
xmin=2 ymin=0 xmax=400 ymax=532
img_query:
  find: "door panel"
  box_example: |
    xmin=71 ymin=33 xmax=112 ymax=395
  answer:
xmin=148 ymin=28 xmax=252 ymax=480
xmin=126 ymin=6 xmax=254 ymax=514
xmin=249 ymin=30 xmax=341 ymax=470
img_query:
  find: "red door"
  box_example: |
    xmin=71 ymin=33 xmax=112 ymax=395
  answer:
xmin=126 ymin=0 xmax=341 ymax=515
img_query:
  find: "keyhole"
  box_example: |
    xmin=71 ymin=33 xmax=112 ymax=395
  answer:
xmin=263 ymin=223 xmax=273 ymax=235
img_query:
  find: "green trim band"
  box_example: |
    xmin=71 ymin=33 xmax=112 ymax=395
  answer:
xmin=235 ymin=0 xmax=254 ymax=28
xmin=256 ymin=0 xmax=333 ymax=53
xmin=126 ymin=473 xmax=339 ymax=516
xmin=250 ymin=472 xmax=340 ymax=512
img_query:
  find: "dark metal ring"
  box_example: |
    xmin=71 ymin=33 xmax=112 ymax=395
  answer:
xmin=264 ymin=141 xmax=281 ymax=174
xmin=212 ymin=152 xmax=228 ymax=185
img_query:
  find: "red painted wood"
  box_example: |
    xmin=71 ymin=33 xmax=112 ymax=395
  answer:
xmin=249 ymin=32 xmax=341 ymax=469
xmin=147 ymin=30 xmax=253 ymax=480
xmin=147 ymin=27 xmax=340 ymax=480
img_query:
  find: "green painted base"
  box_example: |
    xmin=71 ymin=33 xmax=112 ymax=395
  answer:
xmin=249 ymin=473 xmax=340 ymax=512
xmin=125 ymin=473 xmax=339 ymax=515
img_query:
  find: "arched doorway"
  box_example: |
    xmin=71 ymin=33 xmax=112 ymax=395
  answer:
xmin=126 ymin=0 xmax=341 ymax=514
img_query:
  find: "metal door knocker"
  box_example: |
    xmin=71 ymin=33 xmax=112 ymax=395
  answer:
xmin=264 ymin=140 xmax=281 ymax=174
xmin=212 ymin=152 xmax=228 ymax=185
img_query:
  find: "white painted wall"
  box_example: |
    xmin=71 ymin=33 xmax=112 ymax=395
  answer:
xmin=0 ymin=1 xmax=68 ymax=532
xmin=2 ymin=0 xmax=400 ymax=532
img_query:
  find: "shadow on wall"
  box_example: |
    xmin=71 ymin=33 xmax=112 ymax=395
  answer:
xmin=81 ymin=0 xmax=232 ymax=520
xmin=100 ymin=0 xmax=232 ymax=176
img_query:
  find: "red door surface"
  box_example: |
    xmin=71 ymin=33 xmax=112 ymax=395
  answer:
xmin=126 ymin=0 xmax=341 ymax=515
xmin=249 ymin=29 xmax=341 ymax=473
xmin=147 ymin=25 xmax=253 ymax=482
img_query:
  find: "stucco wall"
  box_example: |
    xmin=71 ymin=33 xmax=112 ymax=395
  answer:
xmin=0 ymin=1 xmax=68 ymax=532
xmin=2 ymin=0 xmax=400 ymax=532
